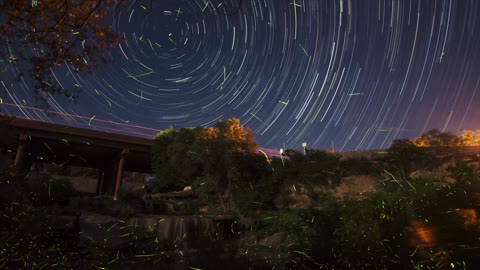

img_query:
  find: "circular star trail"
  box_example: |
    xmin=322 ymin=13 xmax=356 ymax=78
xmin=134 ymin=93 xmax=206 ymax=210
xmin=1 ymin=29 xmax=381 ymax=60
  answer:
xmin=2 ymin=0 xmax=480 ymax=151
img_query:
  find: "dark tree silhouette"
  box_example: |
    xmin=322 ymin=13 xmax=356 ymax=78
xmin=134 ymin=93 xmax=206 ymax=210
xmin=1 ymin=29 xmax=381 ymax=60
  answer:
xmin=152 ymin=118 xmax=258 ymax=212
xmin=0 ymin=0 xmax=126 ymax=102
xmin=386 ymin=138 xmax=423 ymax=179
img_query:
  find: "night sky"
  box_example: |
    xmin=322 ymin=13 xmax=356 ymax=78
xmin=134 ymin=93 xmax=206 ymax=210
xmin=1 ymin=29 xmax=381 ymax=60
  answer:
xmin=1 ymin=0 xmax=480 ymax=152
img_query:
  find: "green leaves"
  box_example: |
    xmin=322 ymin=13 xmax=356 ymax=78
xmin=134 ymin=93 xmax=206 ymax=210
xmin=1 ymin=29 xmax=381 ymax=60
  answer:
xmin=151 ymin=119 xmax=259 ymax=211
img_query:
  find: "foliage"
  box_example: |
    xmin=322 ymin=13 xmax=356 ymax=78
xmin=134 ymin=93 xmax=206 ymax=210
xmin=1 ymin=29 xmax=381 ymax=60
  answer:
xmin=305 ymin=177 xmax=451 ymax=268
xmin=167 ymin=199 xmax=199 ymax=215
xmin=307 ymin=149 xmax=341 ymax=166
xmin=151 ymin=125 xmax=179 ymax=191
xmin=0 ymin=0 xmax=126 ymax=101
xmin=152 ymin=118 xmax=259 ymax=212
xmin=385 ymin=138 xmax=424 ymax=178
xmin=284 ymin=148 xmax=305 ymax=160
xmin=250 ymin=194 xmax=414 ymax=269
xmin=0 ymin=116 xmax=17 ymax=157
xmin=413 ymin=129 xmax=462 ymax=147
xmin=116 ymin=186 xmax=144 ymax=202
xmin=331 ymin=195 xmax=403 ymax=269
xmin=285 ymin=149 xmax=342 ymax=186
xmin=236 ymin=174 xmax=280 ymax=212
xmin=234 ymin=153 xmax=286 ymax=212
xmin=459 ymin=129 xmax=480 ymax=146
xmin=3 ymin=121 xmax=480 ymax=268
xmin=254 ymin=173 xmax=463 ymax=269
xmin=0 ymin=158 xmax=79 ymax=268
xmin=113 ymin=201 xmax=136 ymax=218
xmin=0 ymin=202 xmax=78 ymax=269
xmin=192 ymin=175 xmax=220 ymax=203
xmin=24 ymin=173 xmax=77 ymax=205
xmin=340 ymin=156 xmax=378 ymax=176
xmin=152 ymin=126 xmax=205 ymax=191
xmin=254 ymin=210 xmax=306 ymax=241
xmin=148 ymin=178 xmax=184 ymax=193
xmin=447 ymin=160 xmax=480 ymax=189
xmin=0 ymin=161 xmax=19 ymax=206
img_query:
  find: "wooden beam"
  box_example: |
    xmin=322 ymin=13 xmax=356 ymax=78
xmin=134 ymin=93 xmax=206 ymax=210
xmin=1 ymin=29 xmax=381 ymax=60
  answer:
xmin=8 ymin=116 xmax=154 ymax=147
xmin=113 ymin=147 xmax=129 ymax=200
xmin=14 ymin=131 xmax=28 ymax=172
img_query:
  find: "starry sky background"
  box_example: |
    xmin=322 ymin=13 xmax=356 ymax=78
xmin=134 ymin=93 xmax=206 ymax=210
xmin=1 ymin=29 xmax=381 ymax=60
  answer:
xmin=1 ymin=0 xmax=480 ymax=152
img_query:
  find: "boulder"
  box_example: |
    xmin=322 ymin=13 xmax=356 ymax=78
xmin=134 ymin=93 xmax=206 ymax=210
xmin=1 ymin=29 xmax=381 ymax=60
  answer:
xmin=258 ymin=232 xmax=287 ymax=248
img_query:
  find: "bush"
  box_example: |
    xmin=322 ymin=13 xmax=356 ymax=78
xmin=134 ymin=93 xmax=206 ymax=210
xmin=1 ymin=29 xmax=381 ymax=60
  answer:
xmin=329 ymin=178 xmax=444 ymax=269
xmin=192 ymin=175 xmax=220 ymax=203
xmin=167 ymin=199 xmax=198 ymax=215
xmin=149 ymin=178 xmax=184 ymax=193
xmin=385 ymin=139 xmax=423 ymax=178
xmin=0 ymin=163 xmax=81 ymax=269
xmin=0 ymin=161 xmax=20 ymax=205
xmin=285 ymin=149 xmax=342 ymax=186
xmin=113 ymin=202 xmax=136 ymax=218
xmin=331 ymin=193 xmax=408 ymax=269
xmin=236 ymin=174 xmax=282 ymax=213
xmin=447 ymin=160 xmax=480 ymax=188
xmin=340 ymin=156 xmax=378 ymax=176
xmin=24 ymin=174 xmax=77 ymax=205
xmin=254 ymin=210 xmax=304 ymax=239
xmin=116 ymin=186 xmax=144 ymax=201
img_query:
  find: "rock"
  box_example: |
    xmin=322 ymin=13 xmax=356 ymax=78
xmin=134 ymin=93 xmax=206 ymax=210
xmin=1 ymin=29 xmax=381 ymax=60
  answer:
xmin=258 ymin=233 xmax=287 ymax=248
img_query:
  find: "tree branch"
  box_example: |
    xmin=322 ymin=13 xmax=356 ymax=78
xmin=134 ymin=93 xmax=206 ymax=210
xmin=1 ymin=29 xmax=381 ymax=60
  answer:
xmin=79 ymin=0 xmax=103 ymax=30
xmin=51 ymin=0 xmax=69 ymax=31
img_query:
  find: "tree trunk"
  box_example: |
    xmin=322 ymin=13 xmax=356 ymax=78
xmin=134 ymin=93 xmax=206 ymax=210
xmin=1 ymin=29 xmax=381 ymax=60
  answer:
xmin=226 ymin=178 xmax=231 ymax=211
xmin=217 ymin=191 xmax=227 ymax=213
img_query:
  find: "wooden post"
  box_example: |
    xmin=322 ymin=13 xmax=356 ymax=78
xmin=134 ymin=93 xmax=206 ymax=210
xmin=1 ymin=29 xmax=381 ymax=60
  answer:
xmin=96 ymin=168 xmax=104 ymax=195
xmin=113 ymin=147 xmax=129 ymax=200
xmin=14 ymin=131 xmax=28 ymax=173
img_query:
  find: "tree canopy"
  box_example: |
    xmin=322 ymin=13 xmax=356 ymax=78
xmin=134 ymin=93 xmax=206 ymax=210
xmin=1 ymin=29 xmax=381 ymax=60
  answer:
xmin=459 ymin=129 xmax=480 ymax=146
xmin=151 ymin=118 xmax=258 ymax=212
xmin=0 ymin=0 xmax=125 ymax=101
xmin=386 ymin=138 xmax=424 ymax=179
xmin=412 ymin=129 xmax=461 ymax=147
xmin=411 ymin=128 xmax=480 ymax=147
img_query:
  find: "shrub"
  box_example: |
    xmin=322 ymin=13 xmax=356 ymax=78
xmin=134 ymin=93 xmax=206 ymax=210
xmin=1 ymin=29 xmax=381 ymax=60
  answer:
xmin=167 ymin=199 xmax=198 ymax=215
xmin=412 ymin=129 xmax=461 ymax=147
xmin=254 ymin=210 xmax=304 ymax=239
xmin=116 ymin=186 xmax=144 ymax=201
xmin=0 ymin=163 xmax=80 ymax=269
xmin=24 ymin=174 xmax=77 ymax=205
xmin=385 ymin=139 xmax=423 ymax=179
xmin=340 ymin=156 xmax=378 ymax=176
xmin=192 ymin=175 xmax=220 ymax=203
xmin=285 ymin=149 xmax=342 ymax=186
xmin=447 ymin=160 xmax=480 ymax=188
xmin=113 ymin=202 xmax=136 ymax=218
xmin=236 ymin=173 xmax=283 ymax=213
xmin=149 ymin=178 xmax=184 ymax=193
xmin=0 ymin=161 xmax=20 ymax=205
xmin=331 ymin=193 xmax=407 ymax=269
